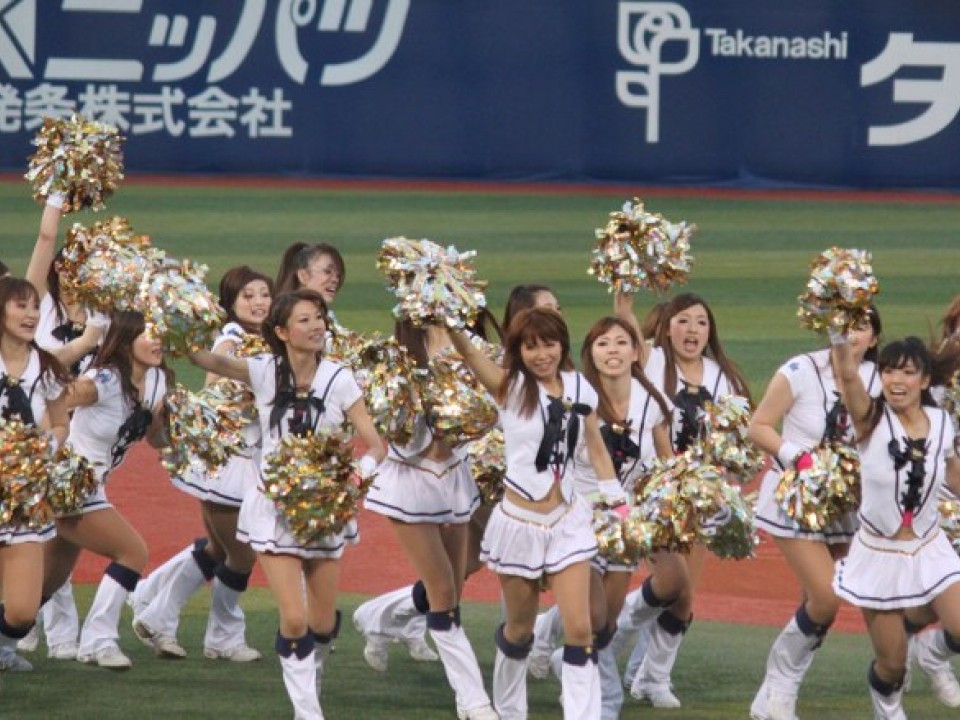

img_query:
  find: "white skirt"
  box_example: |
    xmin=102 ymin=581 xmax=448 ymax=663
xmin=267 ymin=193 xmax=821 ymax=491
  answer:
xmin=237 ymin=485 xmax=358 ymax=560
xmin=60 ymin=485 xmax=112 ymax=517
xmin=0 ymin=522 xmax=55 ymax=545
xmin=834 ymin=528 xmax=960 ymax=610
xmin=481 ymin=494 xmax=597 ymax=580
xmin=754 ymin=467 xmax=857 ymax=544
xmin=170 ymin=453 xmax=259 ymax=508
xmin=365 ymin=454 xmax=480 ymax=524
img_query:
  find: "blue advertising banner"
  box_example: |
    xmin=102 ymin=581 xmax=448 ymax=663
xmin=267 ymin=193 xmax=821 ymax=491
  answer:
xmin=1 ymin=1 xmax=958 ymax=188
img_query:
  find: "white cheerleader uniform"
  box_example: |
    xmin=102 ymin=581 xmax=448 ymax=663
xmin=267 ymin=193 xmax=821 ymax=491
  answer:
xmin=572 ymin=377 xmax=666 ymax=574
xmin=170 ymin=323 xmax=261 ymax=507
xmin=480 ymin=371 xmax=600 ymax=579
xmin=35 ymin=294 xmax=102 ymax=375
xmin=755 ymin=349 xmax=879 ymax=543
xmin=834 ymin=405 xmax=960 ymax=610
xmin=65 ymin=366 xmax=167 ymax=514
xmin=236 ymin=354 xmax=363 ymax=559
xmin=0 ymin=349 xmax=64 ymax=544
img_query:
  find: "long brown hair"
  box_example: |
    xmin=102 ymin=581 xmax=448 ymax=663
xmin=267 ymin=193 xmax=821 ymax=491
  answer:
xmin=0 ymin=277 xmax=70 ymax=385
xmin=498 ymin=307 xmax=574 ymax=418
xmin=941 ymin=295 xmax=960 ymax=347
xmin=655 ymin=293 xmax=751 ymax=403
xmin=581 ymin=317 xmax=669 ymax=424
xmin=274 ymin=242 xmax=346 ymax=296
xmin=219 ymin=265 xmax=273 ymax=334
xmin=94 ymin=310 xmax=173 ymax=406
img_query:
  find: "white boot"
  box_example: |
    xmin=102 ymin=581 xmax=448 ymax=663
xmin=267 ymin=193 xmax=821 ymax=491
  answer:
xmin=353 ymin=585 xmax=422 ymax=640
xmin=278 ymin=633 xmax=324 ymax=720
xmin=630 ymin=612 xmax=686 ymax=708
xmin=130 ymin=544 xmax=194 ymax=617
xmin=77 ymin=563 xmax=139 ymax=663
xmin=492 ymin=624 xmax=531 ymax=720
xmin=912 ymin=629 xmax=960 ymax=707
xmin=868 ymin=663 xmax=907 ymax=720
xmin=610 ymin=580 xmax=670 ymax=659
xmin=560 ymin=646 xmax=601 ymax=720
xmin=136 ymin=545 xmax=208 ymax=639
xmin=622 ymin=623 xmax=650 ymax=688
xmin=203 ymin=568 xmax=256 ymax=660
xmin=528 ymin=606 xmax=562 ymax=680
xmin=751 ymin=610 xmax=824 ymax=720
xmin=41 ymin=580 xmax=79 ymax=656
xmin=428 ymin=610 xmax=492 ymax=715
xmin=598 ymin=645 xmax=625 ymax=720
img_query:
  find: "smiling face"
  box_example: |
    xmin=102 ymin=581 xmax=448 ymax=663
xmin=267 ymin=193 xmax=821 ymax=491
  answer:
xmin=881 ymin=359 xmax=929 ymax=413
xmin=297 ymin=253 xmax=341 ymax=305
xmin=275 ymin=299 xmax=327 ymax=353
xmin=233 ymin=279 xmax=271 ymax=329
xmin=590 ymin=324 xmax=635 ymax=381
xmin=2 ymin=292 xmax=40 ymax=344
xmin=520 ymin=336 xmax=563 ymax=384
xmin=131 ymin=324 xmax=164 ymax=368
xmin=667 ymin=303 xmax=710 ymax=363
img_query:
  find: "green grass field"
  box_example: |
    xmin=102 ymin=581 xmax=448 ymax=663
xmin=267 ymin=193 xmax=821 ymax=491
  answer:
xmin=3 ymin=180 xmax=960 ymax=717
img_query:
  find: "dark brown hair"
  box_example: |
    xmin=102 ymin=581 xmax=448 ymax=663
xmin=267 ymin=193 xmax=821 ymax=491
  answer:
xmin=502 ymin=284 xmax=557 ymax=333
xmin=94 ymin=310 xmax=173 ymax=406
xmin=581 ymin=316 xmax=670 ymax=423
xmin=275 ymin=243 xmax=345 ymax=296
xmin=262 ymin=289 xmax=329 ymax=395
xmin=0 ymin=277 xmax=70 ymax=386
xmin=941 ymin=295 xmax=960 ymax=346
xmin=498 ymin=307 xmax=574 ymax=418
xmin=219 ymin=265 xmax=273 ymax=333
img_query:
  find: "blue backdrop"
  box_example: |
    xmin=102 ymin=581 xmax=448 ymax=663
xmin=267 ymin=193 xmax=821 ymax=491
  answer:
xmin=1 ymin=1 xmax=958 ymax=188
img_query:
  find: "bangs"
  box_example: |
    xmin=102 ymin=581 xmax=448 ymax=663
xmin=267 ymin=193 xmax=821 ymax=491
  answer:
xmin=879 ymin=338 xmax=930 ymax=375
xmin=0 ymin=277 xmax=39 ymax=304
xmin=511 ymin=307 xmax=567 ymax=348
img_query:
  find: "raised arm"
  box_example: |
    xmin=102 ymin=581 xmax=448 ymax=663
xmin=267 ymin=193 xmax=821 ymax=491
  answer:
xmin=830 ymin=332 xmax=872 ymax=438
xmin=614 ymin=291 xmax=650 ymax=366
xmin=50 ymin=314 xmax=107 ymax=368
xmin=448 ymin=328 xmax=504 ymax=396
xmin=187 ymin=350 xmax=251 ymax=385
xmin=25 ymin=195 xmax=65 ymax=299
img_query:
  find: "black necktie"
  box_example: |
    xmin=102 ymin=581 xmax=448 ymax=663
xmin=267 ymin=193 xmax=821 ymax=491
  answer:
xmin=0 ymin=374 xmax=35 ymax=425
xmin=271 ymin=389 xmax=326 ymax=437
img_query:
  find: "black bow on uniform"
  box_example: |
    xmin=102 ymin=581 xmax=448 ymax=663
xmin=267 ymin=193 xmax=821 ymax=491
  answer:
xmin=889 ymin=436 xmax=926 ymax=516
xmin=270 ymin=389 xmax=326 ymax=437
xmin=673 ymin=383 xmax=712 ymax=452
xmin=600 ymin=422 xmax=641 ymax=477
xmin=109 ymin=405 xmax=153 ymax=469
xmin=534 ymin=396 xmax=591 ymax=474
xmin=50 ymin=321 xmax=85 ymax=343
xmin=0 ymin=374 xmax=35 ymax=425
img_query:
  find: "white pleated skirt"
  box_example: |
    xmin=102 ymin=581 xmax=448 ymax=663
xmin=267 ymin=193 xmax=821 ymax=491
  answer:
xmin=754 ymin=467 xmax=858 ymax=544
xmin=834 ymin=528 xmax=960 ymax=610
xmin=0 ymin=522 xmax=55 ymax=545
xmin=481 ymin=494 xmax=597 ymax=580
xmin=237 ymin=485 xmax=358 ymax=560
xmin=170 ymin=453 xmax=259 ymax=508
xmin=365 ymin=454 xmax=480 ymax=524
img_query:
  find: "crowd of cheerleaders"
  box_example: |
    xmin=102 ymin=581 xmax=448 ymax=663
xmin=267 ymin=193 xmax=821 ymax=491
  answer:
xmin=2 ymin=196 xmax=960 ymax=720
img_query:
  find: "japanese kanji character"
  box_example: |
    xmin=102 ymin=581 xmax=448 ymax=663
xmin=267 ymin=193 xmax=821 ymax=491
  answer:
xmin=0 ymin=83 xmax=24 ymax=133
xmin=239 ymin=87 xmax=292 ymax=138
xmin=187 ymin=86 xmax=238 ymax=138
xmin=23 ymin=82 xmax=74 ymax=130
xmin=78 ymin=84 xmax=132 ymax=130
xmin=132 ymin=87 xmax=187 ymax=136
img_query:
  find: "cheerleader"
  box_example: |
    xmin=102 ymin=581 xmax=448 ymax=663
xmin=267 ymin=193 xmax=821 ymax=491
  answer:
xmin=130 ymin=266 xmax=272 ymax=661
xmin=42 ymin=310 xmax=171 ymax=669
xmin=274 ymin=242 xmax=344 ymax=303
xmin=364 ymin=319 xmax=497 ymax=719
xmin=20 ymin=193 xmax=108 ymax=662
xmin=188 ymin=288 xmax=384 ymax=720
xmin=0 ymin=278 xmax=70 ymax=672
xmin=749 ymin=308 xmax=882 ymax=719
xmin=450 ymin=306 xmax=619 ymax=720
xmin=832 ymin=333 xmax=960 ymax=719
xmin=527 ymin=316 xmax=673 ymax=719
xmin=612 ymin=291 xmax=751 ymax=707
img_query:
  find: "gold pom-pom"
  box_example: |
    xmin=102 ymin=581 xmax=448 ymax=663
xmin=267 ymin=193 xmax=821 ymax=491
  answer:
xmin=162 ymin=383 xmax=249 ymax=479
xmin=423 ymin=348 xmax=498 ymax=446
xmin=465 ymin=429 xmax=506 ymax=505
xmin=588 ymin=198 xmax=695 ymax=294
xmin=940 ymin=371 xmax=960 ymax=433
xmin=592 ymin=505 xmax=656 ymax=565
xmin=262 ymin=429 xmax=373 ymax=544
xmin=48 ymin=444 xmax=99 ymax=516
xmin=939 ymin=498 xmax=960 ymax=555
xmin=25 ymin=113 xmax=124 ymax=212
xmin=775 ymin=440 xmax=861 ymax=531
xmin=0 ymin=418 xmax=55 ymax=528
xmin=797 ymin=247 xmax=879 ymax=334
xmin=698 ymin=395 xmax=765 ymax=484
xmin=377 ymin=237 xmax=488 ymax=329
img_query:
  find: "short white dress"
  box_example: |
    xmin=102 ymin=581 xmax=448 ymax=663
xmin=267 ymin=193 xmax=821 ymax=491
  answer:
xmin=755 ymin=350 xmax=879 ymax=543
xmin=236 ymin=355 xmax=364 ymax=559
xmin=834 ymin=405 xmax=960 ymax=610
xmin=0 ymin=349 xmax=64 ymax=544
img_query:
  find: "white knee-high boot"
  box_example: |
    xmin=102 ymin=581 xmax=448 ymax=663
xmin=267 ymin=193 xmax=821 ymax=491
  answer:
xmin=911 ymin=628 xmax=960 ymax=707
xmin=750 ymin=604 xmax=829 ymax=720
xmin=78 ymin=562 xmax=140 ymax=656
xmin=0 ymin=605 xmax=35 ymax=669
xmin=277 ymin=631 xmax=324 ymax=720
xmin=493 ymin=624 xmax=532 ymax=720
xmin=130 ymin=543 xmax=193 ymax=615
xmin=561 ymin=645 xmax=601 ymax=720
xmin=868 ymin=662 xmax=907 ymax=720
xmin=594 ymin=625 xmax=623 ymax=720
xmin=312 ymin=610 xmax=341 ymax=674
xmin=137 ymin=539 xmax=216 ymax=637
xmin=427 ymin=608 xmax=492 ymax=714
xmin=630 ymin=610 xmax=688 ymax=708
xmin=530 ymin=605 xmax=562 ymax=659
xmin=622 ymin=622 xmax=650 ymax=687
xmin=204 ymin=564 xmax=250 ymax=653
xmin=353 ymin=584 xmax=423 ymax=641
xmin=610 ymin=578 xmax=673 ymax=659
xmin=41 ymin=580 xmax=79 ymax=648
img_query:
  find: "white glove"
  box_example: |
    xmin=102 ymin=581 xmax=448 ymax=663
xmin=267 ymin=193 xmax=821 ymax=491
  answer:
xmin=827 ymin=327 xmax=848 ymax=346
xmin=357 ymin=454 xmax=379 ymax=480
xmin=46 ymin=192 xmax=66 ymax=210
xmin=85 ymin=310 xmax=111 ymax=330
xmin=597 ymin=479 xmax=628 ymax=507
